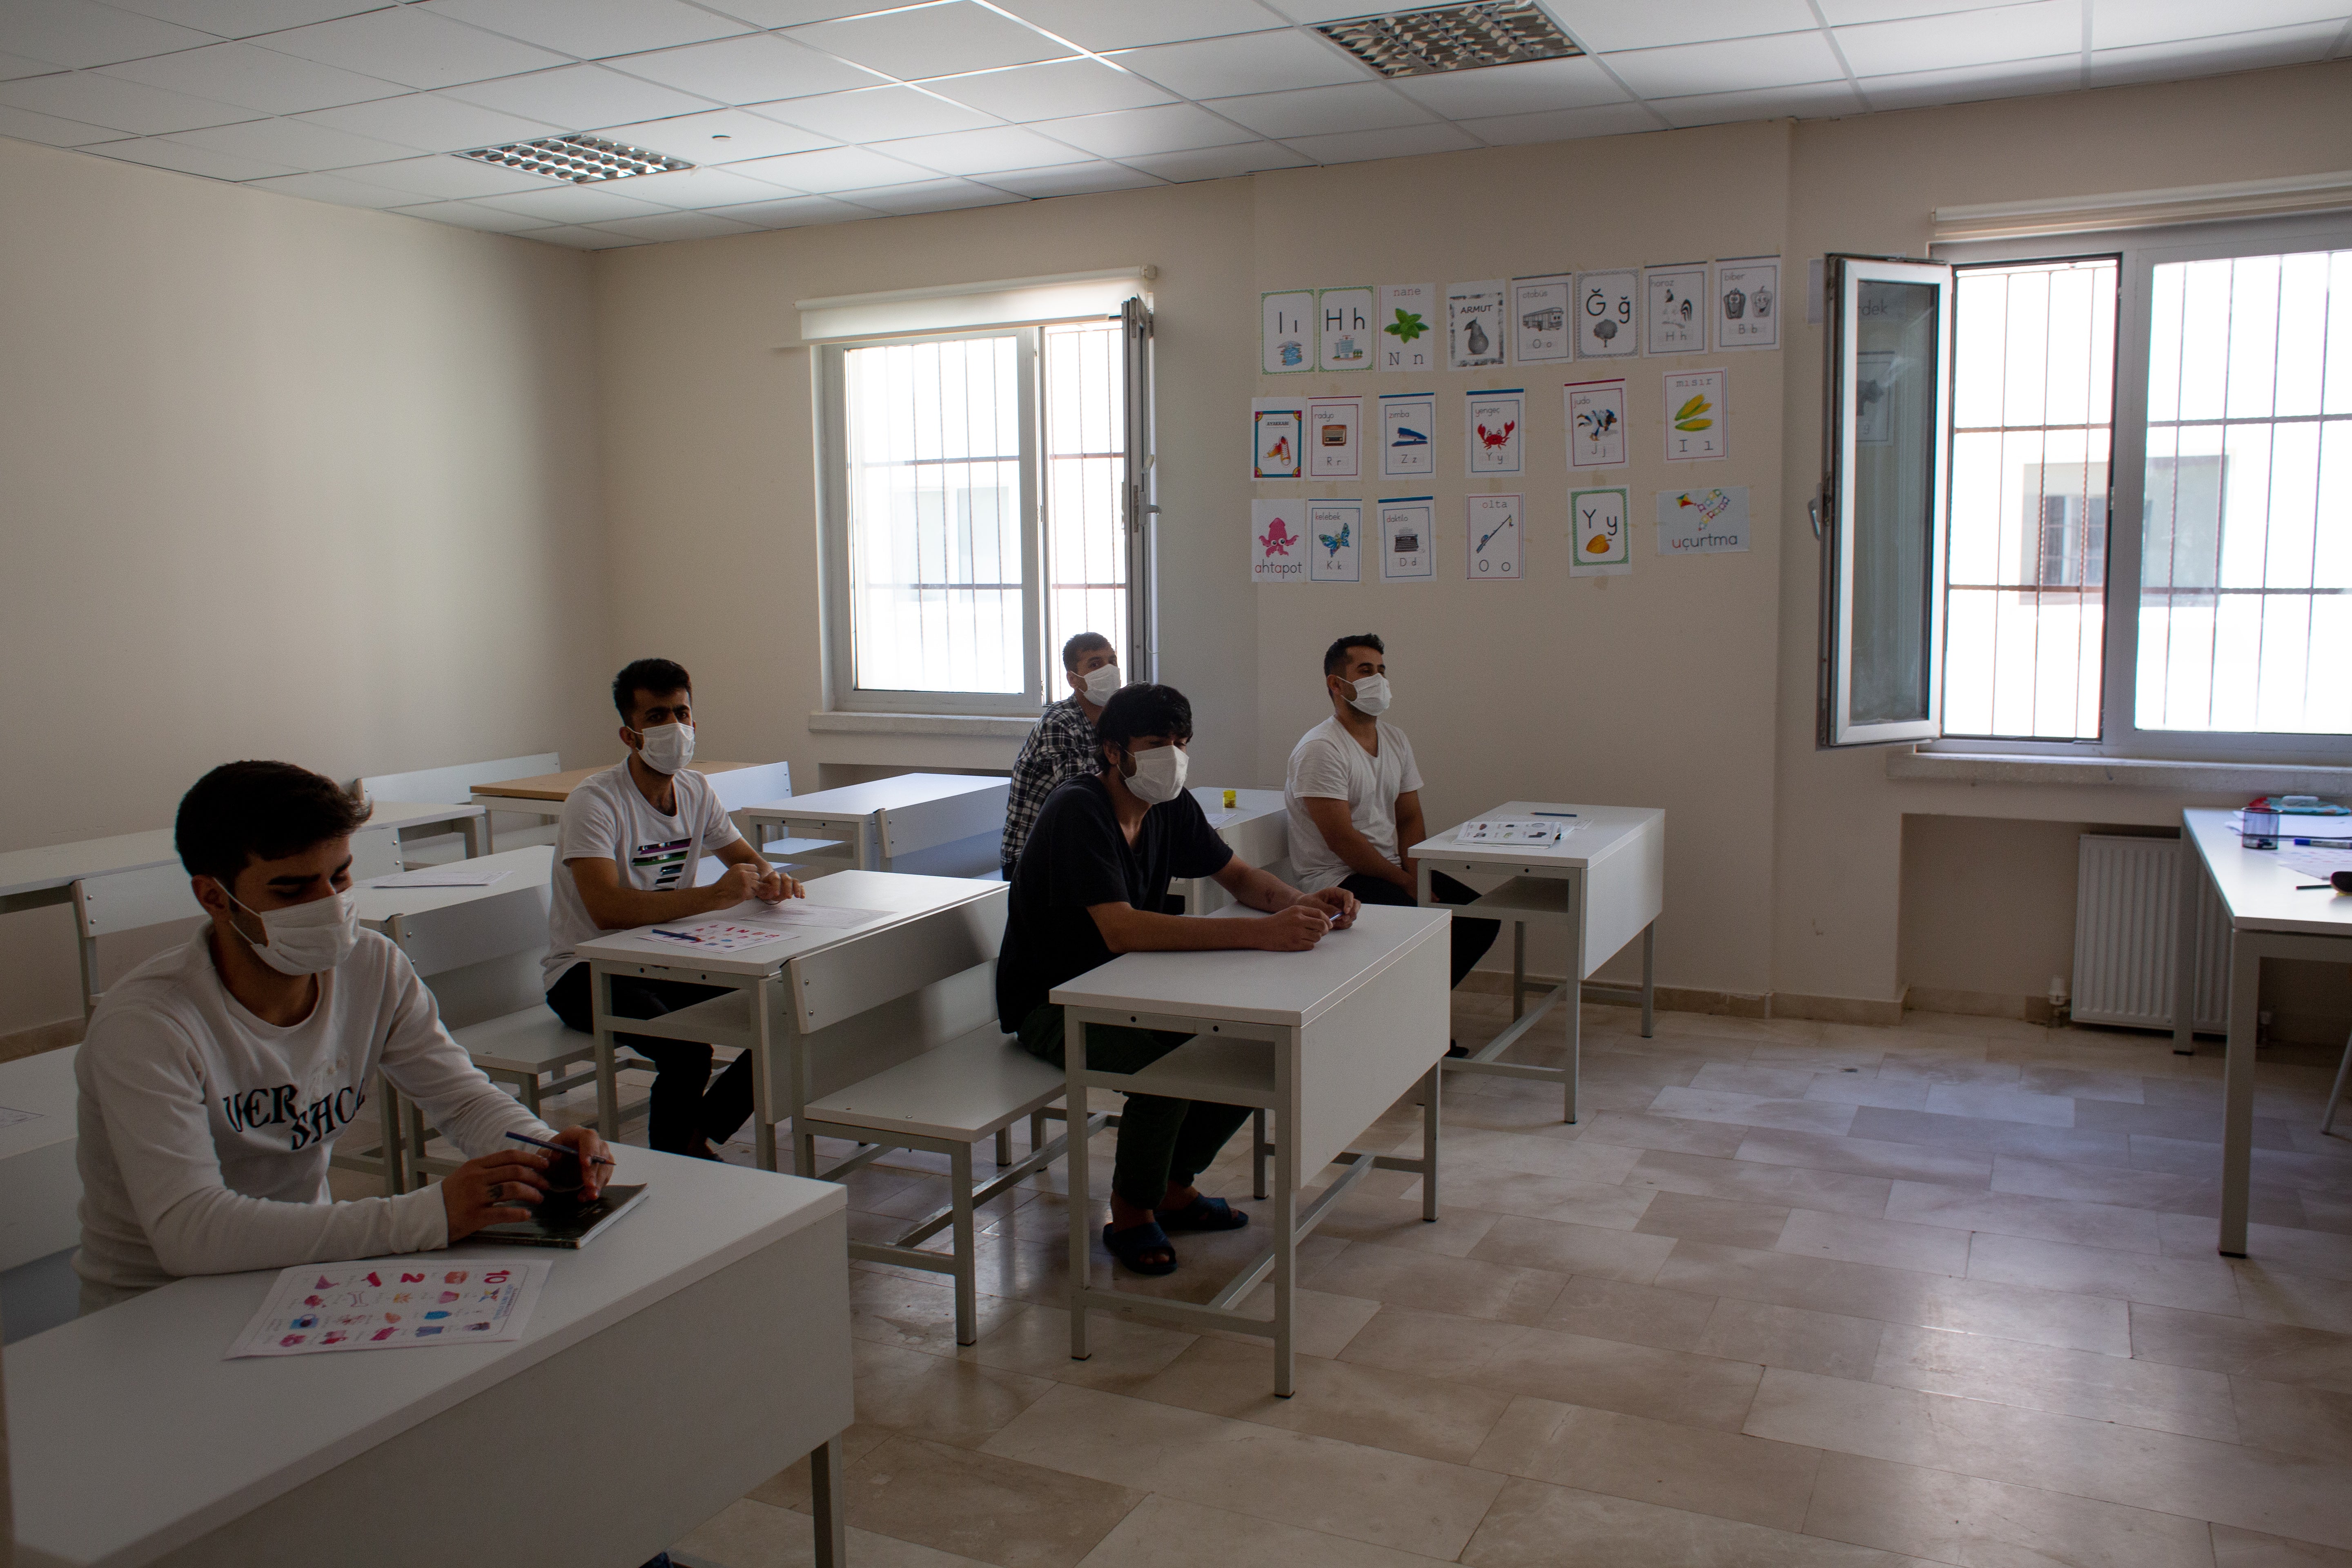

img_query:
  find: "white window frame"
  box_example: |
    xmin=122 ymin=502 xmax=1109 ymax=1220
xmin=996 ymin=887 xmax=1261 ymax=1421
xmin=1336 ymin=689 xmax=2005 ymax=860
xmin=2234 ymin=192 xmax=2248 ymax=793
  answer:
xmin=1926 ymin=212 xmax=2352 ymax=765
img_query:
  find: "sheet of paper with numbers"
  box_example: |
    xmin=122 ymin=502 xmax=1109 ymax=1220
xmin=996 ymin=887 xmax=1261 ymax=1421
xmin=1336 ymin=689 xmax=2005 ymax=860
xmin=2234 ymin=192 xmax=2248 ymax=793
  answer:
xmin=227 ymin=1258 xmax=550 ymax=1358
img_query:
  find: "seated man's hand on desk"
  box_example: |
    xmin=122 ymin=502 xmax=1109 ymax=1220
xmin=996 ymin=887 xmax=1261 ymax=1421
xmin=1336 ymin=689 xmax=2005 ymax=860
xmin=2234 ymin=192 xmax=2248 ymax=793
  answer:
xmin=1252 ymin=903 xmax=1334 ymax=950
xmin=441 ymin=1147 xmax=554 ymax=1241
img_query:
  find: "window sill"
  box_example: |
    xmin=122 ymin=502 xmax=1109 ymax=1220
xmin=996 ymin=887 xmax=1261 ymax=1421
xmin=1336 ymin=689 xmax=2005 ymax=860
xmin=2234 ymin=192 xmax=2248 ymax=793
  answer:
xmin=808 ymin=710 xmax=1039 ymax=740
xmin=1888 ymin=746 xmax=2352 ymax=792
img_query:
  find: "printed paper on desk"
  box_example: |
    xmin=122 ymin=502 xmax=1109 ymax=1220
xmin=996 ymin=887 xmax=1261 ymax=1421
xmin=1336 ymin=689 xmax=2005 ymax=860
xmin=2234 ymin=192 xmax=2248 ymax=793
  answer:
xmin=227 ymin=1258 xmax=549 ymax=1358
xmin=757 ymin=901 xmax=889 ymax=930
xmin=644 ymin=920 xmax=797 ymax=952
xmin=2279 ymin=845 xmax=2352 ymax=882
xmin=1457 ymin=820 xmax=1567 ymax=844
xmin=367 ymin=866 xmax=514 ymax=889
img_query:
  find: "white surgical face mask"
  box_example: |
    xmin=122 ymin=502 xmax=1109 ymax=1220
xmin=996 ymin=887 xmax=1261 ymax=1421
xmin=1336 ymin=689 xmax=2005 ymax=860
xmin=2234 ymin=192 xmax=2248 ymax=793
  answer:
xmin=1122 ymin=744 xmax=1188 ymax=806
xmin=1080 ymin=663 xmax=1123 ymax=704
xmin=1343 ymin=673 xmax=1392 ymax=716
xmin=227 ymin=887 xmax=360 ymax=976
xmin=634 ymin=721 xmax=695 ymax=775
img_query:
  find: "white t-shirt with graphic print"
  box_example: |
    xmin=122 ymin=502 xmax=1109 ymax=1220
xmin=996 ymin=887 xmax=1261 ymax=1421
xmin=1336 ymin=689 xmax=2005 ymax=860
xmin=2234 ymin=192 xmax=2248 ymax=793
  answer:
xmin=544 ymin=761 xmax=741 ymax=984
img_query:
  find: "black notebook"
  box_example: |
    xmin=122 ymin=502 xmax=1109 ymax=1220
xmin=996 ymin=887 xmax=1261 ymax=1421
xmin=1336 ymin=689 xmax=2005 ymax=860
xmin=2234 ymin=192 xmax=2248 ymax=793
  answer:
xmin=466 ymin=1184 xmax=648 ymax=1250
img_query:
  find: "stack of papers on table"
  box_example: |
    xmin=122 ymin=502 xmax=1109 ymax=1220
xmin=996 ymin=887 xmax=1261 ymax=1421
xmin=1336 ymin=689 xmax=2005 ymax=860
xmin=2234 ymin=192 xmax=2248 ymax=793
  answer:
xmin=2230 ymin=811 xmax=2352 ymax=842
xmin=1457 ymin=820 xmax=1570 ymax=845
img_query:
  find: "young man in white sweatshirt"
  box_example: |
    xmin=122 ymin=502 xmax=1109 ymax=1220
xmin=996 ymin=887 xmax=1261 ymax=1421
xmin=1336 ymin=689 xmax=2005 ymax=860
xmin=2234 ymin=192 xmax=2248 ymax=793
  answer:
xmin=74 ymin=761 xmax=611 ymax=1313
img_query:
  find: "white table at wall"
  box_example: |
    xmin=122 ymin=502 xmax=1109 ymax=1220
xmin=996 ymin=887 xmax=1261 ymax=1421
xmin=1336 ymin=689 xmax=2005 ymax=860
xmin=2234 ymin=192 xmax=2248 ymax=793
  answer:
xmin=740 ymin=774 xmax=1009 ymax=875
xmin=1051 ymin=903 xmax=1450 ymax=1396
xmin=0 ymin=1045 xmax=81 ymax=1274
xmin=575 ymin=872 xmax=1007 ymax=1177
xmin=2173 ymin=808 xmax=2352 ymax=1257
xmin=6 ymin=1149 xmax=854 ymax=1568
xmin=365 ymin=799 xmax=493 ymax=862
xmin=1172 ymin=786 xmax=1290 ymax=916
xmin=1408 ymin=802 xmax=1665 ymax=1124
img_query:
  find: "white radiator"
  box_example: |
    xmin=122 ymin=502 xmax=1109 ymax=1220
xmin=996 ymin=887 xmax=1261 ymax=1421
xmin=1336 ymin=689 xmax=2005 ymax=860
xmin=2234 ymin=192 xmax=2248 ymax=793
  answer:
xmin=2071 ymin=834 xmax=2228 ymax=1033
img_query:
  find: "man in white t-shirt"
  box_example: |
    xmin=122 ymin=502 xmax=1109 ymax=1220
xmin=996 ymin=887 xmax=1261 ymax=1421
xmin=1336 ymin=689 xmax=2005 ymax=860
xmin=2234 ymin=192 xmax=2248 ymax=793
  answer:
xmin=1285 ymin=634 xmax=1499 ymax=1020
xmin=542 ymin=658 xmax=803 ymax=1159
xmin=75 ymin=761 xmax=611 ymax=1313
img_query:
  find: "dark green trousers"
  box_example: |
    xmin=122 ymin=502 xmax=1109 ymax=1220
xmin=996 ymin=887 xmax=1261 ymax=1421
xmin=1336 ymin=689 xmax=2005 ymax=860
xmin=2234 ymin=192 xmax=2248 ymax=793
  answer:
xmin=1017 ymin=1003 xmax=1254 ymax=1212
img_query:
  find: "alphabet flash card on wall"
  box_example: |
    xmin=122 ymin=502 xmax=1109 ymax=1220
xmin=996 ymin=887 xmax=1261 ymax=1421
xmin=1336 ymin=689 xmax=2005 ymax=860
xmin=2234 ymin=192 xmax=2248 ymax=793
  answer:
xmin=1466 ymin=493 xmax=1523 ymax=580
xmin=1378 ymin=283 xmax=1437 ymax=372
xmin=1252 ymin=397 xmax=1302 ymax=479
xmin=1262 ymin=289 xmax=1314 ymax=374
xmin=1310 ymin=501 xmax=1362 ymax=581
xmin=1644 ymin=263 xmax=1708 ymax=355
xmin=1317 ymin=287 xmax=1374 ymax=371
xmin=1307 ymin=395 xmax=1361 ymax=479
xmin=1715 ymin=258 xmax=1780 ymax=351
xmin=1251 ymin=500 xmax=1306 ymax=583
xmin=1512 ymin=274 xmax=1572 ymax=364
xmin=1447 ymin=279 xmax=1506 ymax=370
xmin=1565 ymin=379 xmax=1626 ymax=470
xmin=1657 ymin=485 xmax=1751 ymax=554
xmin=1466 ymin=388 xmax=1524 ymax=477
xmin=1570 ymin=486 xmax=1632 ymax=577
xmin=1575 ymin=269 xmax=1639 ymax=359
xmin=1379 ymin=391 xmax=1436 ymax=478
xmin=1663 ymin=368 xmax=1727 ymax=462
xmin=1380 ymin=497 xmax=1436 ymax=581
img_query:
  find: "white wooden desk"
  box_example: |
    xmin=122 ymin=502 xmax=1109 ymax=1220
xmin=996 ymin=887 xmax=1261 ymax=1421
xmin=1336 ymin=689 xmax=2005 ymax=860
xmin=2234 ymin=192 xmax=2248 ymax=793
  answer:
xmin=741 ymin=774 xmax=1009 ymax=874
xmin=0 ymin=1045 xmax=81 ymax=1273
xmin=1172 ymin=787 xmax=1290 ymax=916
xmin=1051 ymin=903 xmax=1450 ymax=1396
xmin=468 ymin=762 xmax=756 ymax=846
xmin=2174 ymin=808 xmax=2352 ymax=1257
xmin=575 ymin=872 xmax=1007 ymax=1176
xmin=0 ymin=831 xmax=178 ymax=918
xmin=363 ymin=798 xmax=492 ymax=861
xmin=6 ymin=1150 xmax=853 ymax=1568
xmin=1409 ymin=802 xmax=1665 ymax=1123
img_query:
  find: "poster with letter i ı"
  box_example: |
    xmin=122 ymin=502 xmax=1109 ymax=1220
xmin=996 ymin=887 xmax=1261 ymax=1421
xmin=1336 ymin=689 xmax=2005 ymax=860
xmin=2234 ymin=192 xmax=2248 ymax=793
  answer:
xmin=1262 ymin=290 xmax=1313 ymax=373
xmin=1664 ymin=368 xmax=1727 ymax=461
xmin=1570 ymin=486 xmax=1631 ymax=577
xmin=1466 ymin=494 xmax=1522 ymax=580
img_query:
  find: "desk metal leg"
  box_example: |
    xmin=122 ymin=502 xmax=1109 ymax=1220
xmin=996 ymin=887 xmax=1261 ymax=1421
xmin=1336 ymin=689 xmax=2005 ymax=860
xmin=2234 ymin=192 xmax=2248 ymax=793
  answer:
xmin=1511 ymin=922 xmax=1527 ymax=1020
xmin=1420 ymin=1062 xmax=1441 ymax=1221
xmin=1067 ymin=1021 xmax=1093 ymax=1363
xmin=2221 ymin=937 xmax=2260 ymax=1257
xmin=1252 ymin=1109 xmax=1269 ymax=1200
xmin=375 ymin=1072 xmax=405 ymax=1196
xmin=859 ymin=821 xmax=879 ymax=873
xmin=1564 ymin=869 xmax=1585 ymax=1125
xmin=461 ymin=815 xmax=486 ymax=860
xmin=810 ymin=1435 xmax=846 ymax=1568
xmin=1272 ymin=1033 xmax=1297 ymax=1400
xmin=753 ymin=981 xmax=780 ymax=1174
xmin=2174 ymin=838 xmax=2202 ymax=1055
xmin=591 ymin=967 xmax=621 ymax=1144
xmin=1640 ymin=921 xmax=1656 ymax=1039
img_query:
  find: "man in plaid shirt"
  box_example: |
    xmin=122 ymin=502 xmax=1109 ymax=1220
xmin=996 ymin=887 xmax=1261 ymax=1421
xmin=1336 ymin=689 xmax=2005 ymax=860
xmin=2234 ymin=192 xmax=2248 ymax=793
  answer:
xmin=1002 ymin=632 xmax=1124 ymax=877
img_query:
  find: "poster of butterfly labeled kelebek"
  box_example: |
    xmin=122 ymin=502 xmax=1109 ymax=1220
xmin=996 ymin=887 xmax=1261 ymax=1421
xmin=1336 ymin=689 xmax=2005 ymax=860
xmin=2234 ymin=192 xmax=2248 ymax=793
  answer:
xmin=1465 ymin=388 xmax=1524 ymax=477
xmin=1310 ymin=501 xmax=1361 ymax=581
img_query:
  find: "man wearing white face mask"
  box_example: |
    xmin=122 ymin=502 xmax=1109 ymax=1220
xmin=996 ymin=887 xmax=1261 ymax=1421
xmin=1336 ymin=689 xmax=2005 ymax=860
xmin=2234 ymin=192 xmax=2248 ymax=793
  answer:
xmin=72 ymin=762 xmax=608 ymax=1312
xmin=1000 ymin=631 xmax=1123 ymax=878
xmin=998 ymin=684 xmax=1360 ymax=1277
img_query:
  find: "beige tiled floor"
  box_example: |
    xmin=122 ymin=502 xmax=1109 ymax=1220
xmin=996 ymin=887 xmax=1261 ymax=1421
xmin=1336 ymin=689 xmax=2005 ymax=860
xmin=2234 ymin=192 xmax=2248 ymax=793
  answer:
xmin=664 ymin=997 xmax=2352 ymax=1568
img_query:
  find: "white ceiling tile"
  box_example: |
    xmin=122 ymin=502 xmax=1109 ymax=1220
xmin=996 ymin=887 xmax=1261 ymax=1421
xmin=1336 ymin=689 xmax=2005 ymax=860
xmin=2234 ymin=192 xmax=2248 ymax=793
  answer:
xmin=714 ymin=192 xmax=882 ymax=226
xmin=1836 ymin=2 xmax=2081 ymax=76
xmin=1122 ymin=141 xmax=1309 ymax=180
xmin=1455 ymin=100 xmax=1664 ymax=143
xmin=243 ymin=167 xmax=422 ymax=204
xmin=720 ymin=142 xmax=938 ymax=191
xmin=2087 ymin=20 xmax=2343 ymax=82
xmin=1856 ymin=53 xmax=2080 ymax=108
xmin=1817 ymin=0 xmax=2031 ymax=19
xmin=442 ymin=63 xmax=716 ymax=129
xmin=2092 ymin=0 xmax=2347 ymax=49
xmin=870 ymin=125 xmax=1092 ymax=174
xmin=518 ymin=221 xmax=644 ymax=247
xmin=94 ymin=134 xmax=295 ymax=178
xmin=583 ymin=207 xmax=763 ymax=240
xmin=297 ymin=91 xmax=559 ymax=152
xmin=605 ymin=32 xmax=883 ymax=102
xmin=785 ymin=2 xmax=1076 ymax=81
xmin=693 ymin=0 xmax=889 ymax=23
xmin=1283 ymin=121 xmax=1479 ymax=163
xmin=331 ymin=151 xmax=554 ymax=196
xmin=0 ymin=70 xmax=254 ymax=132
xmin=1385 ymin=55 xmax=1630 ymax=116
xmin=1550 ymin=0 xmax=1821 ymax=52
xmin=391 ymin=196 xmax=557 ymax=230
xmin=1108 ymin=30 xmax=1364 ymax=98
xmin=97 ymin=42 xmax=404 ymax=114
xmin=976 ymin=159 xmax=1164 ymax=197
xmin=167 ymin=113 xmax=416 ymax=167
xmin=416 ymin=0 xmax=747 ymax=60
xmin=100 ymin=0 xmax=386 ymax=38
xmin=1606 ymin=32 xmax=1851 ymax=96
xmin=476 ymin=180 xmax=670 ymax=220
xmin=595 ymin=107 xmax=835 ymax=163
xmin=257 ymin=9 xmax=569 ymax=90
xmin=1650 ymin=79 xmax=1866 ymax=126
xmin=1 ymin=0 xmax=214 ymax=70
xmin=921 ymin=58 xmax=1175 ymax=121
xmin=1250 ymin=0 xmax=1375 ymax=20
xmin=752 ymin=84 xmax=993 ymax=140
xmin=0 ymin=51 xmax=62 ymax=80
xmin=1199 ymin=81 xmax=1433 ymax=138
xmin=1031 ymin=101 xmax=1256 ymax=158
xmin=601 ymin=163 xmax=790 ymax=207
xmin=824 ymin=176 xmax=1022 ymax=214
xmin=0 ymin=98 xmax=125 ymax=144
xmin=996 ymin=0 xmax=1287 ymax=51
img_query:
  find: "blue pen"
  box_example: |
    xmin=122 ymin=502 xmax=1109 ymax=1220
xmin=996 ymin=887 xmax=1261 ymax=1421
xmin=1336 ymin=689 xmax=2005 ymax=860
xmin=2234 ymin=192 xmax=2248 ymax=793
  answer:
xmin=1532 ymin=811 xmax=1577 ymax=817
xmin=651 ymin=927 xmax=700 ymax=942
xmin=506 ymin=1130 xmax=615 ymax=1167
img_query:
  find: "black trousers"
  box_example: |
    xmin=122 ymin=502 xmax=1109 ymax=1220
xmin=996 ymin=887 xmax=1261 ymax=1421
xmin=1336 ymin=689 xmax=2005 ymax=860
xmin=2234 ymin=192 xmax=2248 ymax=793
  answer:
xmin=546 ymin=962 xmax=751 ymax=1154
xmin=1017 ymin=1004 xmax=1253 ymax=1212
xmin=1341 ymin=870 xmax=1500 ymax=989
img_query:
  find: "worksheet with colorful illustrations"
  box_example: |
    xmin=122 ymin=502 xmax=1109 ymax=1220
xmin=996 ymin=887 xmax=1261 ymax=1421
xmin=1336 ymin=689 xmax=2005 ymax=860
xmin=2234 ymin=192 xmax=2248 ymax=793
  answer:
xmin=1317 ymin=287 xmax=1374 ymax=372
xmin=1252 ymin=500 xmax=1306 ymax=584
xmin=1512 ymin=275 xmax=1572 ymax=364
xmin=227 ymin=1259 xmax=549 ymax=1358
xmin=1380 ymin=497 xmax=1437 ymax=581
xmin=1309 ymin=501 xmax=1362 ymax=582
xmin=1378 ymin=283 xmax=1437 ymax=372
xmin=1657 ymin=485 xmax=1751 ymax=555
xmin=1664 ymin=368 xmax=1728 ymax=461
xmin=1644 ymin=263 xmax=1708 ymax=355
xmin=1465 ymin=388 xmax=1524 ymax=477
xmin=1715 ymin=257 xmax=1781 ymax=351
xmin=1262 ymin=290 xmax=1314 ymax=374
xmin=1575 ymin=269 xmax=1639 ymax=359
xmin=749 ymin=902 xmax=888 ymax=930
xmin=2279 ymin=845 xmax=2352 ymax=882
xmin=1457 ymin=820 xmax=1572 ymax=844
xmin=644 ymin=920 xmax=797 ymax=952
xmin=1565 ymin=379 xmax=1626 ymax=469
xmin=367 ymin=866 xmax=512 ymax=889
xmin=1466 ymin=493 xmax=1523 ymax=581
xmin=1570 ymin=486 xmax=1632 ymax=577
xmin=1379 ymin=392 xmax=1436 ymax=477
xmin=1252 ymin=398 xmax=1303 ymax=479
xmin=1447 ymin=280 xmax=1507 ymax=370
xmin=1307 ymin=396 xmax=1361 ymax=479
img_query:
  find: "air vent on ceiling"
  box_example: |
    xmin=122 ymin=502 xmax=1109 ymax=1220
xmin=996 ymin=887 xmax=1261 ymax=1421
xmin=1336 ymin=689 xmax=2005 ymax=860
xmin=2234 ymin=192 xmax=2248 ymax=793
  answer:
xmin=458 ymin=134 xmax=692 ymax=184
xmin=1316 ymin=1 xmax=1581 ymax=79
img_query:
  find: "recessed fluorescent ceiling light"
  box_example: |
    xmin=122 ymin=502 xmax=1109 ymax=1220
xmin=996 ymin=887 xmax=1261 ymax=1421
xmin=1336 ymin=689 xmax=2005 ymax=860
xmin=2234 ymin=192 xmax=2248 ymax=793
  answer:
xmin=1315 ymin=2 xmax=1581 ymax=78
xmin=459 ymin=134 xmax=692 ymax=183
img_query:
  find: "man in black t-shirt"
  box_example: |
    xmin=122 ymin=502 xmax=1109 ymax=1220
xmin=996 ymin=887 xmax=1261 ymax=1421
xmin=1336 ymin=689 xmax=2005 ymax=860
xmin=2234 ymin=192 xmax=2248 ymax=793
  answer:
xmin=1000 ymin=683 xmax=1359 ymax=1277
